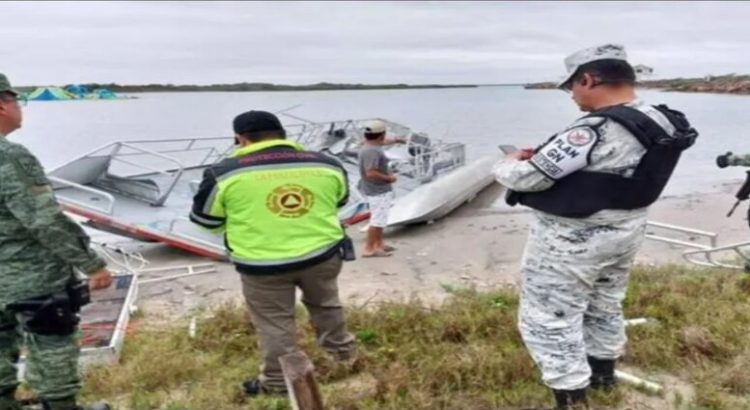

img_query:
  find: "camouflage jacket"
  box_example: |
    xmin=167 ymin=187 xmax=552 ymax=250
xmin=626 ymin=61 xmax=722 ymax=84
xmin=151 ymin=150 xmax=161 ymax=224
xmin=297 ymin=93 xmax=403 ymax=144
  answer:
xmin=0 ymin=136 xmax=105 ymax=307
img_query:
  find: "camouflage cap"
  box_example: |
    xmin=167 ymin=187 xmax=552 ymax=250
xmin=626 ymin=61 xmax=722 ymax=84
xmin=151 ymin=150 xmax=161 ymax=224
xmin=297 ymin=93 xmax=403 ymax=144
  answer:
xmin=0 ymin=73 xmax=18 ymax=95
xmin=558 ymin=44 xmax=628 ymax=89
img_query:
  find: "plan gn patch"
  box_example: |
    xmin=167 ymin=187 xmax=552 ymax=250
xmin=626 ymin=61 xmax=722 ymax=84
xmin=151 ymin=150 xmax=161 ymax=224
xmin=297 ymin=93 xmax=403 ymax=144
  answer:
xmin=530 ymin=127 xmax=598 ymax=180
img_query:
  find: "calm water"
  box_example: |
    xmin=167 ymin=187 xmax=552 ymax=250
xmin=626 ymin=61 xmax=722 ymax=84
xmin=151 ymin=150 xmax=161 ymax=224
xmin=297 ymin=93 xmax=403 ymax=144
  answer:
xmin=10 ymin=86 xmax=750 ymax=197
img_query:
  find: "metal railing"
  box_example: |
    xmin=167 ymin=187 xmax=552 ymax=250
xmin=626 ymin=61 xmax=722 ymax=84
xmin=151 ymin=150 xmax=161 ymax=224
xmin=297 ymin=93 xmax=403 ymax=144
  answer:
xmin=105 ymin=142 xmax=185 ymax=206
xmin=49 ymin=137 xmax=233 ymax=174
xmin=282 ymin=116 xmax=470 ymax=204
xmin=49 ymin=137 xmax=235 ymax=207
xmin=282 ymin=116 xmax=413 ymax=150
xmin=48 ymin=176 xmax=116 ymax=215
xmin=406 ymin=142 xmax=465 ymax=181
xmin=645 ymin=221 xmax=750 ymax=269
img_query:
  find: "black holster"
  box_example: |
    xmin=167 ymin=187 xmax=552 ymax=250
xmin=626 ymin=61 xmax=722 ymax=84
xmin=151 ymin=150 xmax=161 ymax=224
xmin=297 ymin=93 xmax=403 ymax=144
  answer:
xmin=66 ymin=277 xmax=91 ymax=312
xmin=339 ymin=236 xmax=356 ymax=261
xmin=5 ymin=278 xmax=90 ymax=336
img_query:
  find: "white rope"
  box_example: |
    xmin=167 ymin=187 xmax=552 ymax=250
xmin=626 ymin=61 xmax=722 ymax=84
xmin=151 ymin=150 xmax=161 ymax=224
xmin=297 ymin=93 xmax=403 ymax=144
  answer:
xmin=92 ymin=241 xmax=149 ymax=274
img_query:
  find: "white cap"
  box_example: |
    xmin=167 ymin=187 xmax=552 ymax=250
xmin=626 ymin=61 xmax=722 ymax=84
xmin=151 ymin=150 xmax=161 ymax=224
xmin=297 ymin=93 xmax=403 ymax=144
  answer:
xmin=558 ymin=44 xmax=629 ymax=88
xmin=364 ymin=119 xmax=387 ymax=135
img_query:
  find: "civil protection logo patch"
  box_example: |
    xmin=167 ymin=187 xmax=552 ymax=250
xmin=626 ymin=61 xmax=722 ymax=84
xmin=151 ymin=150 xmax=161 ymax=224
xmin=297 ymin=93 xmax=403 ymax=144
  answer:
xmin=266 ymin=184 xmax=315 ymax=218
xmin=565 ymin=128 xmax=594 ymax=147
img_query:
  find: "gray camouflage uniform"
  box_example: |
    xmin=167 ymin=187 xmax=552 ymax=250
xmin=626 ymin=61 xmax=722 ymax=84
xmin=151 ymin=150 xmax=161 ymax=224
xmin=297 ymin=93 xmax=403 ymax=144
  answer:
xmin=0 ymin=136 xmax=106 ymax=408
xmin=494 ymin=100 xmax=676 ymax=390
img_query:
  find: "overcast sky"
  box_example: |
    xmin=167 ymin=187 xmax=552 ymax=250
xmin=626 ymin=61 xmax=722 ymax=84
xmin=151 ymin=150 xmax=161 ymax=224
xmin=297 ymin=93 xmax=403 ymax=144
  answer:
xmin=1 ymin=1 xmax=747 ymax=86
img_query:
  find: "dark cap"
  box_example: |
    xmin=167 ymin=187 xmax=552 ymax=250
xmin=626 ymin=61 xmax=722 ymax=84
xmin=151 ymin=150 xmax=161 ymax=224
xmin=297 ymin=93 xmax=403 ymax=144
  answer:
xmin=232 ymin=110 xmax=284 ymax=135
xmin=0 ymin=73 xmax=18 ymax=96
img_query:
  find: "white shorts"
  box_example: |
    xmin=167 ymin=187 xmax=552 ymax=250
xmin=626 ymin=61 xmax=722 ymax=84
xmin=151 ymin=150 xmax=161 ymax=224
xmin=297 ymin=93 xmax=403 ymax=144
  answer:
xmin=366 ymin=192 xmax=394 ymax=228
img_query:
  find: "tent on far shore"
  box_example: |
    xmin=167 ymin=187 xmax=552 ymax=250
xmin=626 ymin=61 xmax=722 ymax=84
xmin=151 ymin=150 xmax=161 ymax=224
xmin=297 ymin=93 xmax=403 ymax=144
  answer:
xmin=27 ymin=86 xmax=77 ymax=101
xmin=65 ymin=84 xmax=90 ymax=97
xmin=90 ymin=88 xmax=119 ymax=100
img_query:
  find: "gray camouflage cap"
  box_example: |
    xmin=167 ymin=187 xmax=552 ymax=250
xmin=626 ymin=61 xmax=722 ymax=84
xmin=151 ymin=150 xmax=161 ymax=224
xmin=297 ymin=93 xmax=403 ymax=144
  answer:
xmin=558 ymin=44 xmax=628 ymax=89
xmin=0 ymin=73 xmax=18 ymax=95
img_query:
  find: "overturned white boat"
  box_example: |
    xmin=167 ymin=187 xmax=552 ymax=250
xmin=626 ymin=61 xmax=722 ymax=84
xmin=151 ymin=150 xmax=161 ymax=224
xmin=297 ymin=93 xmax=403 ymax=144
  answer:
xmin=48 ymin=117 xmax=500 ymax=258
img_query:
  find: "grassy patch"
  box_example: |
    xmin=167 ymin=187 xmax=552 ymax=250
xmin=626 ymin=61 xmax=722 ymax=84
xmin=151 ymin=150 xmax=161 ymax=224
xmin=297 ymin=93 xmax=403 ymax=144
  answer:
xmin=624 ymin=265 xmax=750 ymax=409
xmin=80 ymin=265 xmax=750 ymax=409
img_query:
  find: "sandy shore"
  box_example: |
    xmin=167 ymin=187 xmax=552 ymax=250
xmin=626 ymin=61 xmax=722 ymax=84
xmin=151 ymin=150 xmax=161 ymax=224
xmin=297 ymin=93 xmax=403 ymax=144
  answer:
xmin=100 ymin=179 xmax=750 ymax=318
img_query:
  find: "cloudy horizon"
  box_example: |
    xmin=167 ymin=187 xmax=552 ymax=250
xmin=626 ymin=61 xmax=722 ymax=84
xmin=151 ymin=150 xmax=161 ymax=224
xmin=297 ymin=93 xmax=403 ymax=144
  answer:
xmin=1 ymin=1 xmax=746 ymax=86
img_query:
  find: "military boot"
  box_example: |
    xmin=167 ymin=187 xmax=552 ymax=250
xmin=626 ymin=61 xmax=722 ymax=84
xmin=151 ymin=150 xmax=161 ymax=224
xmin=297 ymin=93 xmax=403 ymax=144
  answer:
xmin=41 ymin=397 xmax=110 ymax=410
xmin=0 ymin=387 xmax=22 ymax=410
xmin=0 ymin=394 xmax=23 ymax=410
xmin=588 ymin=356 xmax=617 ymax=391
xmin=552 ymin=388 xmax=588 ymax=410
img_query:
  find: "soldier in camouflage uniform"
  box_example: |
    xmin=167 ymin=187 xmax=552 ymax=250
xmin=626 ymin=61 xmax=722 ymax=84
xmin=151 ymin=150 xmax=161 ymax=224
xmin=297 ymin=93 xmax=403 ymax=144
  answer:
xmin=494 ymin=46 xmax=695 ymax=409
xmin=0 ymin=74 xmax=113 ymax=410
xmin=717 ymin=152 xmax=750 ymax=168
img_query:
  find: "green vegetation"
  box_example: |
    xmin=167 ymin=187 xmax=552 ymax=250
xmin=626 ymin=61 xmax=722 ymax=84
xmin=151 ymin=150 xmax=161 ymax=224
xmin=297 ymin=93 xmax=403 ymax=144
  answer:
xmin=625 ymin=265 xmax=750 ymax=409
xmin=66 ymin=265 xmax=750 ymax=409
xmin=524 ymin=74 xmax=750 ymax=94
xmin=641 ymin=74 xmax=750 ymax=94
xmin=15 ymin=82 xmax=477 ymax=94
xmin=523 ymin=82 xmax=557 ymax=90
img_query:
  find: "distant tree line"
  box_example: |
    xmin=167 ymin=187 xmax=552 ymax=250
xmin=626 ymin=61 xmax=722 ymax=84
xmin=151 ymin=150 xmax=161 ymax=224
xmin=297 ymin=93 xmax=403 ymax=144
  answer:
xmin=523 ymin=74 xmax=750 ymax=94
xmin=17 ymin=82 xmax=479 ymax=93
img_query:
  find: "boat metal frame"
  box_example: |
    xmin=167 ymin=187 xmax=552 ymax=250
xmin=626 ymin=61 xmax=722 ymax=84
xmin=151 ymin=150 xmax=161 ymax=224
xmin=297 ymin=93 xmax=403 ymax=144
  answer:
xmin=50 ymin=137 xmax=234 ymax=259
xmin=49 ymin=137 xmax=233 ymax=209
xmin=48 ymin=117 xmax=494 ymax=258
xmin=79 ymin=273 xmax=139 ymax=368
xmin=284 ymin=116 xmax=467 ymax=184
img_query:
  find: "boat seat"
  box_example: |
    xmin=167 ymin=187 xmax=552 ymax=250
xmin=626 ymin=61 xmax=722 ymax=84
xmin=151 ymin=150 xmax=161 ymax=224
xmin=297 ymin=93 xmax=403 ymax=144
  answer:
xmin=50 ymin=156 xmax=112 ymax=188
xmin=432 ymin=159 xmax=459 ymax=174
xmin=93 ymin=173 xmax=162 ymax=205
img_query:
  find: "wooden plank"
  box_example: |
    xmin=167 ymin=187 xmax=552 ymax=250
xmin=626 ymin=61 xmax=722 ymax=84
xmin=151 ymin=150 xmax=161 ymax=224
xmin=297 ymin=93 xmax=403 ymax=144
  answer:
xmin=279 ymin=351 xmax=324 ymax=410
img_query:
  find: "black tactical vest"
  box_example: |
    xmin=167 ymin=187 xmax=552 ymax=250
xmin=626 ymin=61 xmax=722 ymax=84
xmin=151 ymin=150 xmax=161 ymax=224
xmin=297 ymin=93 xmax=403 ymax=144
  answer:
xmin=506 ymin=104 xmax=698 ymax=218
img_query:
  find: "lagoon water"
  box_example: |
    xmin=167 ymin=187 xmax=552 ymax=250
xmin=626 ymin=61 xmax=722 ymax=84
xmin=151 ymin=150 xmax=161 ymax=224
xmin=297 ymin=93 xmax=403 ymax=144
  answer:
xmin=11 ymin=86 xmax=750 ymax=198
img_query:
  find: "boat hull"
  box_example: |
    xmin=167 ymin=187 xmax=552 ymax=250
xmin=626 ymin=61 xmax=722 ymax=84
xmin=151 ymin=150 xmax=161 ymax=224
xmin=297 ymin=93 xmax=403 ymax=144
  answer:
xmin=387 ymin=153 xmax=501 ymax=226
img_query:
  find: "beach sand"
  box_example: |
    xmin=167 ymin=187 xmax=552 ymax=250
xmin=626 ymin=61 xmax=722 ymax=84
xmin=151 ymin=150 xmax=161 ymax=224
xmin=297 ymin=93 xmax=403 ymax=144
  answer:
xmin=100 ymin=179 xmax=750 ymax=318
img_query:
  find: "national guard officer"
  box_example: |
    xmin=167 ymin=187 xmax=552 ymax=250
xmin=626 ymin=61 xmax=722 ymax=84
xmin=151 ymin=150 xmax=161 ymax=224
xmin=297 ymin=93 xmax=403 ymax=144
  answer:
xmin=494 ymin=45 xmax=698 ymax=409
